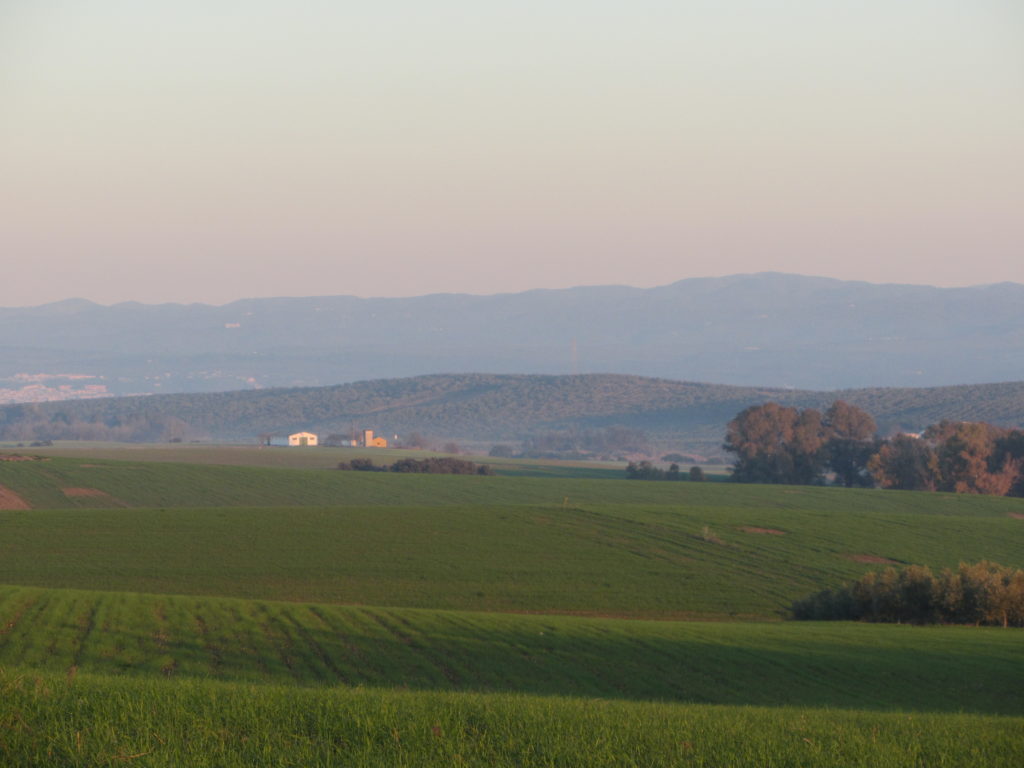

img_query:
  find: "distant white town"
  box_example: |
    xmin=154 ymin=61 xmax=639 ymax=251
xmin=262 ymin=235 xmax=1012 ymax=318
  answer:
xmin=0 ymin=373 xmax=112 ymax=404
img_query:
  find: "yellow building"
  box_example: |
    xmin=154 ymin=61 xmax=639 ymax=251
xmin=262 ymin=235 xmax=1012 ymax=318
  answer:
xmin=360 ymin=429 xmax=388 ymax=448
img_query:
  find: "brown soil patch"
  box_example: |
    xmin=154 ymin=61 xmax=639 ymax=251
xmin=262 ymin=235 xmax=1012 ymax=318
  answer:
xmin=844 ymin=554 xmax=900 ymax=564
xmin=1008 ymin=513 xmax=1024 ymax=520
xmin=738 ymin=526 xmax=786 ymax=535
xmin=61 ymin=487 xmax=112 ymax=498
xmin=0 ymin=485 xmax=31 ymax=510
xmin=0 ymin=454 xmax=49 ymax=462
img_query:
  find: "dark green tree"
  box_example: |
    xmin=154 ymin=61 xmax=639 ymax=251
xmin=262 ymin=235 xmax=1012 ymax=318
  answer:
xmin=823 ymin=401 xmax=878 ymax=487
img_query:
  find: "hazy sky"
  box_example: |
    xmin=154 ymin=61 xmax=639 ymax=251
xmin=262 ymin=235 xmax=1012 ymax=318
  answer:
xmin=2 ymin=1 xmax=1021 ymax=306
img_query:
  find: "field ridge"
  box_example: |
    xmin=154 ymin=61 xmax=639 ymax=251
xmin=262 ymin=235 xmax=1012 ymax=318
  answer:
xmin=1 ymin=584 xmax=1021 ymax=715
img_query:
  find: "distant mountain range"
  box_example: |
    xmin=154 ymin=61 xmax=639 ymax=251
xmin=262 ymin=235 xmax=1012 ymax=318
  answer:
xmin=3 ymin=373 xmax=1024 ymax=459
xmin=2 ymin=273 xmax=1023 ymax=401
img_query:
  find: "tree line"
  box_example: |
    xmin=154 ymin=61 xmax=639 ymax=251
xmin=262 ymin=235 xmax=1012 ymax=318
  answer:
xmin=0 ymin=405 xmax=194 ymax=443
xmin=337 ymin=457 xmax=493 ymax=475
xmin=510 ymin=426 xmax=652 ymax=461
xmin=792 ymin=561 xmax=1024 ymax=627
xmin=625 ymin=461 xmax=705 ymax=481
xmin=724 ymin=401 xmax=1024 ymax=496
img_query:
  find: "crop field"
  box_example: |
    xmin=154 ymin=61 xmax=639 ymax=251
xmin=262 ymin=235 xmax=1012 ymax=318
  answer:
xmin=19 ymin=441 xmax=639 ymax=478
xmin=1 ymin=502 xmax=1022 ymax=617
xmin=3 ymin=452 xmax=1024 ymax=516
xmin=0 ymin=585 xmax=1021 ymax=714
xmin=4 ymin=670 xmax=1021 ymax=768
xmin=0 ymin=454 xmax=710 ymax=509
xmin=2 ymin=450 xmax=1024 ymax=765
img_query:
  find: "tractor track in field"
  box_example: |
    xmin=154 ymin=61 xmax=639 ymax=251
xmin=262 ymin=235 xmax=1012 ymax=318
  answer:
xmin=70 ymin=601 xmax=99 ymax=670
xmin=0 ymin=594 xmax=39 ymax=638
xmin=282 ymin=609 xmax=350 ymax=684
xmin=193 ymin=614 xmax=225 ymax=675
xmin=225 ymin=605 xmax=270 ymax=677
xmin=368 ymin=610 xmax=463 ymax=686
xmin=253 ymin=604 xmax=300 ymax=679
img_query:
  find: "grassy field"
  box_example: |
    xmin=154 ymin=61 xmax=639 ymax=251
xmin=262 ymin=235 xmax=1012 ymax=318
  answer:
xmin=2 ymin=670 xmax=1022 ymax=768
xmin=0 ymin=454 xmax=705 ymax=509
xmin=8 ymin=671 xmax=1024 ymax=768
xmin=3 ymin=452 xmax=1023 ymax=516
xmin=3 ymin=449 xmax=1024 ymax=764
xmin=0 ymin=585 xmax=1021 ymax=714
xmin=14 ymin=441 xmax=644 ymax=477
xmin=1 ymin=501 xmax=1022 ymax=618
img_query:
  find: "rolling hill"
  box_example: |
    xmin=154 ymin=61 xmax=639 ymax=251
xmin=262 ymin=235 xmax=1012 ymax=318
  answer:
xmin=3 ymin=452 xmax=1023 ymax=765
xmin=2 ymin=456 xmax=1023 ymax=618
xmin=3 ymin=372 xmax=1024 ymax=456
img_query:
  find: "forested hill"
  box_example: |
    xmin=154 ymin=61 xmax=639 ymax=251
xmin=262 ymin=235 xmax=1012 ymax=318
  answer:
xmin=3 ymin=274 xmax=1024 ymax=400
xmin=3 ymin=373 xmax=1024 ymax=456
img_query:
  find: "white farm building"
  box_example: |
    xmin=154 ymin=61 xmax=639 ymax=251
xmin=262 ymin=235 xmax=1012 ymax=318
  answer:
xmin=288 ymin=431 xmax=318 ymax=447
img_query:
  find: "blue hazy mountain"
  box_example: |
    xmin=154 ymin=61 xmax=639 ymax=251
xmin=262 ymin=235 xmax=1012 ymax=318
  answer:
xmin=2 ymin=273 xmax=1022 ymax=397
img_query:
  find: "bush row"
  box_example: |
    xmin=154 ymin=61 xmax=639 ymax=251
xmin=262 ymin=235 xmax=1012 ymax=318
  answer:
xmin=792 ymin=561 xmax=1024 ymax=627
xmin=337 ymin=457 xmax=493 ymax=475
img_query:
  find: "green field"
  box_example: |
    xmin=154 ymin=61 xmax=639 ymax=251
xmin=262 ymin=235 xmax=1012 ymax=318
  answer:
xmin=0 ymin=453 xmax=706 ymax=508
xmin=15 ymin=441 xmax=641 ymax=477
xmin=5 ymin=671 xmax=1021 ymax=768
xmin=0 ymin=586 xmax=1021 ymax=714
xmin=2 ymin=452 xmax=1021 ymax=515
xmin=2 ymin=449 xmax=1023 ymax=765
xmin=1 ymin=503 xmax=1023 ymax=618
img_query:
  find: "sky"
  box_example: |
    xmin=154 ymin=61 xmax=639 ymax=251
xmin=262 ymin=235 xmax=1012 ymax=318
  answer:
xmin=2 ymin=0 xmax=1022 ymax=306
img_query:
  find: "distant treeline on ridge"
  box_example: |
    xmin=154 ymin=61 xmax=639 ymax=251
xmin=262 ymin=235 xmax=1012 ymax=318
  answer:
xmin=723 ymin=401 xmax=1024 ymax=497
xmin=3 ymin=374 xmax=1024 ymax=458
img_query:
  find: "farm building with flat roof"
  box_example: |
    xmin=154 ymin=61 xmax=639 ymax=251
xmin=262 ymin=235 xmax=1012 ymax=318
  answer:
xmin=288 ymin=431 xmax=318 ymax=447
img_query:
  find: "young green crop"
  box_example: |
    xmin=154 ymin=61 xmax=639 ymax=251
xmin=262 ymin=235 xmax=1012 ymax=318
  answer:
xmin=1 ymin=670 xmax=1021 ymax=768
xmin=1 ymin=586 xmax=1021 ymax=715
xmin=4 ymin=454 xmax=1024 ymax=516
xmin=1 ymin=498 xmax=1022 ymax=618
xmin=1 ymin=453 xmax=1023 ymax=766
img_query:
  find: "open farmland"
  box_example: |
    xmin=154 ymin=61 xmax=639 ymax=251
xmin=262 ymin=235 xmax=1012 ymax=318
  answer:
xmin=1 ymin=498 xmax=1023 ymax=617
xmin=2 ymin=452 xmax=1023 ymax=515
xmin=5 ymin=671 xmax=1021 ymax=768
xmin=0 ymin=586 xmax=1021 ymax=714
xmin=2 ymin=449 xmax=1023 ymax=765
xmin=18 ymin=441 xmax=639 ymax=478
xmin=0 ymin=453 xmax=707 ymax=509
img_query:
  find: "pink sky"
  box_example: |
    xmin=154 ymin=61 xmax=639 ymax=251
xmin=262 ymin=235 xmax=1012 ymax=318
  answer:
xmin=1 ymin=1 xmax=1021 ymax=305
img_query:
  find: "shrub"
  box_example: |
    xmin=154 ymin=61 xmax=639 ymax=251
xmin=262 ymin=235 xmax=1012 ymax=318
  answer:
xmin=792 ymin=561 xmax=1024 ymax=627
xmin=337 ymin=458 xmax=386 ymax=472
xmin=340 ymin=457 xmax=493 ymax=475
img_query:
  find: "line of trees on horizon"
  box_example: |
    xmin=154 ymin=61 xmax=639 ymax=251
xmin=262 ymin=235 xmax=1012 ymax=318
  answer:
xmin=0 ymin=405 xmax=195 ymax=443
xmin=625 ymin=461 xmax=705 ymax=481
xmin=337 ymin=456 xmax=493 ymax=475
xmin=724 ymin=401 xmax=1024 ymax=497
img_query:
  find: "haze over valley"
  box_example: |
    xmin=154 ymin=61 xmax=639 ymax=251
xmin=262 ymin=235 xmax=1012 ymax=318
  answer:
xmin=3 ymin=273 xmax=1024 ymax=406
